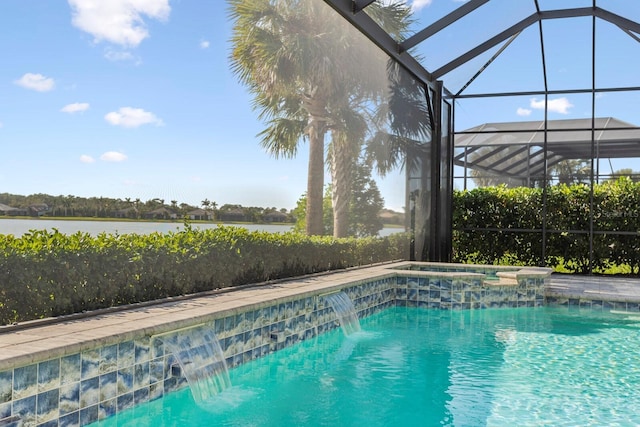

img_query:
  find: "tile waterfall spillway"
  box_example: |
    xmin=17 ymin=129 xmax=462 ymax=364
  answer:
xmin=324 ymin=291 xmax=361 ymax=336
xmin=155 ymin=325 xmax=231 ymax=406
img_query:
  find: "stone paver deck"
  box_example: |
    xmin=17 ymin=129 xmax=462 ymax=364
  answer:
xmin=548 ymin=273 xmax=640 ymax=302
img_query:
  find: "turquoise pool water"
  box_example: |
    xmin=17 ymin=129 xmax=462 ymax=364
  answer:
xmin=92 ymin=307 xmax=640 ymax=426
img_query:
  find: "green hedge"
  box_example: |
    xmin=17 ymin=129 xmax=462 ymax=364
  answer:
xmin=0 ymin=226 xmax=410 ymax=325
xmin=453 ymin=178 xmax=640 ymax=274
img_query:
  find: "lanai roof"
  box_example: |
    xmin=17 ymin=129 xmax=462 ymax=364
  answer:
xmin=454 ymin=117 xmax=640 ymax=177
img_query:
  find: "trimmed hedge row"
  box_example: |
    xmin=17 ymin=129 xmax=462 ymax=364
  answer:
xmin=0 ymin=225 xmax=410 ymax=325
xmin=453 ymin=178 xmax=640 ymax=274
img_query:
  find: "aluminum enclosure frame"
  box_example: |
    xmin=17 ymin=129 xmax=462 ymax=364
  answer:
xmin=324 ymin=0 xmax=640 ymax=272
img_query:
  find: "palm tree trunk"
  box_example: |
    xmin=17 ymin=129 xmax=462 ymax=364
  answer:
xmin=330 ymin=131 xmax=356 ymax=238
xmin=306 ymin=117 xmax=325 ymax=236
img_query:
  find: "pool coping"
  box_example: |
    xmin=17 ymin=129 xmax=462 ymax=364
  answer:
xmin=0 ymin=261 xmax=555 ymax=373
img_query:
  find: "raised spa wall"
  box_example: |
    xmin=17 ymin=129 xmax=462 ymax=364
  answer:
xmin=0 ymin=262 xmax=550 ymax=427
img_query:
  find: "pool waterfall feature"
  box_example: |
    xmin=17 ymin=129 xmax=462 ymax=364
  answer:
xmin=153 ymin=326 xmax=231 ymax=406
xmin=323 ymin=291 xmax=361 ymax=336
xmin=0 ymin=262 xmax=554 ymax=426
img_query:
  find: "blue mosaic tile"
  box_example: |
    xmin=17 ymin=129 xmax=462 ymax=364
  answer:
xmin=98 ymin=398 xmax=116 ymax=421
xmin=214 ymin=318 xmax=225 ymax=336
xmin=149 ymin=358 xmax=164 ymax=385
xmin=149 ymin=382 xmax=163 ymax=402
xmin=293 ymin=299 xmax=303 ymax=316
xmin=0 ymin=401 xmax=10 ymax=419
xmin=36 ymin=389 xmax=59 ymax=423
xmin=234 ymin=313 xmax=246 ymax=334
xmin=100 ymin=345 xmax=118 ymax=374
xmin=99 ymin=371 xmax=117 ymax=401
xmin=0 ymin=371 xmax=11 ymax=403
xmin=37 ymin=359 xmax=60 ymax=392
xmin=61 ymin=354 xmax=81 ymax=385
xmin=304 ymin=297 xmax=314 ymax=313
xmin=276 ymin=304 xmax=286 ymax=322
xmin=134 ymin=362 xmax=150 ymax=390
xmin=224 ymin=314 xmax=237 ymax=332
xmin=79 ymin=404 xmax=98 ymax=426
xmin=59 ymin=411 xmax=80 ymax=427
xmin=118 ymin=341 xmax=135 ymax=368
xmin=13 ymin=364 xmax=37 ymax=400
xmin=59 ymin=382 xmax=80 ymax=415
xmin=80 ymin=377 xmax=99 ymax=409
xmin=452 ymin=292 xmax=463 ymax=303
xmin=81 ymin=350 xmax=100 ymax=380
xmin=440 ymin=290 xmax=451 ymax=303
xmin=285 ymin=301 xmax=294 ymax=319
xmin=134 ymin=387 xmax=149 ymax=404
xmin=135 ymin=338 xmax=150 ymax=364
xmin=117 ymin=366 xmax=133 ymax=395
xmin=117 ymin=393 xmax=134 ymax=412
xmin=13 ymin=395 xmax=36 ymax=426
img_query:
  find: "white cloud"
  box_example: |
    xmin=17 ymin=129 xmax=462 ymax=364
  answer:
xmin=68 ymin=0 xmax=171 ymax=47
xmin=100 ymin=151 xmax=128 ymax=162
xmin=517 ymin=107 xmax=532 ymax=117
xmin=80 ymin=154 xmax=95 ymax=163
xmin=410 ymin=0 xmax=433 ymax=11
xmin=61 ymin=102 xmax=90 ymax=113
xmin=104 ymin=49 xmax=135 ymax=61
xmin=200 ymin=40 xmax=210 ymax=49
xmin=530 ymin=97 xmax=574 ymax=114
xmin=14 ymin=73 xmax=55 ymax=92
xmin=105 ymin=107 xmax=164 ymax=128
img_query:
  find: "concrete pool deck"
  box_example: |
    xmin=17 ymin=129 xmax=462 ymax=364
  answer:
xmin=1 ymin=265 xmax=639 ymax=373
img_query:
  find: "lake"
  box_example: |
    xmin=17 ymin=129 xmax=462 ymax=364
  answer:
xmin=0 ymin=218 xmax=402 ymax=237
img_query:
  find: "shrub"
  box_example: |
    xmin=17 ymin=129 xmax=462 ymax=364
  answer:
xmin=0 ymin=226 xmax=410 ymax=324
xmin=453 ymin=179 xmax=640 ymax=274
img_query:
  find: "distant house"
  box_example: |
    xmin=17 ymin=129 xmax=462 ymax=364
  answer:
xmin=114 ymin=207 xmax=138 ymax=219
xmin=186 ymin=209 xmax=212 ymax=221
xmin=217 ymin=209 xmax=245 ymax=222
xmin=263 ymin=211 xmax=288 ymax=223
xmin=0 ymin=203 xmax=27 ymax=216
xmin=28 ymin=204 xmax=50 ymax=217
xmin=143 ymin=207 xmax=177 ymax=220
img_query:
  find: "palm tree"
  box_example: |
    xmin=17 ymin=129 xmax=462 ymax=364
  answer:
xmin=210 ymin=200 xmax=218 ymax=220
xmin=229 ymin=0 xmax=412 ymax=236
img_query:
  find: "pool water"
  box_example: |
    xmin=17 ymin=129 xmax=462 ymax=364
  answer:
xmin=92 ymin=307 xmax=640 ymax=426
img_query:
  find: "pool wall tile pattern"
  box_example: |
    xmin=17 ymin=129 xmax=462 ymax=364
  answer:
xmin=0 ymin=265 xmax=548 ymax=427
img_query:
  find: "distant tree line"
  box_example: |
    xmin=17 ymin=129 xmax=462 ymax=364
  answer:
xmin=0 ymin=193 xmax=295 ymax=223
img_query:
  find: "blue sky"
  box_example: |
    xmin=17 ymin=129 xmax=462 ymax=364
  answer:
xmin=1 ymin=0 xmax=314 ymax=210
xmin=1 ymin=0 xmax=639 ymax=211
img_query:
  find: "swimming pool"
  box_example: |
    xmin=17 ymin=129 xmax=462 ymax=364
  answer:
xmin=90 ymin=306 xmax=640 ymax=426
